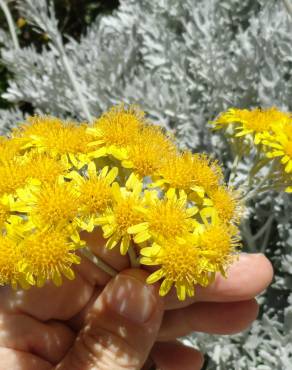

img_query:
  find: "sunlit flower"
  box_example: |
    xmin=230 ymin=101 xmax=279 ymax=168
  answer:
xmin=140 ymin=239 xmax=206 ymax=301
xmin=16 ymin=116 xmax=97 ymax=167
xmin=15 ymin=181 xmax=80 ymax=230
xmin=0 ymin=159 xmax=30 ymax=197
xmin=213 ymin=107 xmax=292 ymax=144
xmin=25 ymin=152 xmax=70 ymax=184
xmin=128 ymin=189 xmax=197 ymax=243
xmin=0 ymin=136 xmax=25 ymax=163
xmin=198 ymin=223 xmax=241 ymax=276
xmin=87 ymin=104 xmax=145 ymax=160
xmin=96 ymin=174 xmax=145 ymax=255
xmin=70 ymin=162 xmax=118 ymax=231
xmin=121 ymin=125 xmax=177 ymax=177
xmin=0 ymin=235 xmax=26 ymax=289
xmin=202 ymin=186 xmax=242 ymax=224
xmin=0 ymin=194 xmax=14 ymax=229
xmin=264 ymin=132 xmax=292 ymax=173
xmin=155 ymin=152 xmax=222 ymax=196
xmin=20 ymin=228 xmax=82 ymax=287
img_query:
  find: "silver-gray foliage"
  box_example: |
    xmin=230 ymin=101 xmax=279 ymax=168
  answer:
xmin=1 ymin=0 xmax=292 ymax=368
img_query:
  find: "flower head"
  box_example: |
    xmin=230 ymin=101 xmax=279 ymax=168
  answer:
xmin=0 ymin=136 xmax=25 ymax=163
xmin=88 ymin=104 xmax=145 ymax=159
xmin=0 ymin=235 xmax=25 ymax=289
xmin=0 ymin=194 xmax=14 ymax=229
xmin=122 ymin=125 xmax=177 ymax=177
xmin=96 ymin=174 xmax=144 ymax=255
xmin=128 ymin=189 xmax=197 ymax=243
xmin=16 ymin=116 xmax=95 ymax=167
xmin=0 ymin=159 xmax=30 ymax=197
xmin=140 ymin=240 xmax=204 ymax=301
xmin=71 ymin=162 xmax=118 ymax=231
xmin=20 ymin=229 xmax=81 ymax=287
xmin=16 ymin=181 xmax=80 ymax=230
xmin=264 ymin=130 xmax=292 ymax=173
xmin=213 ymin=107 xmax=292 ymax=144
xmin=25 ymin=152 xmax=70 ymax=184
xmin=198 ymin=223 xmax=240 ymax=276
xmin=204 ymin=186 xmax=242 ymax=224
xmin=156 ymin=152 xmax=222 ymax=195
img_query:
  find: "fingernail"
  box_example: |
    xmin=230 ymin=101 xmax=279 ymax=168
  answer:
xmin=106 ymin=273 xmax=156 ymax=324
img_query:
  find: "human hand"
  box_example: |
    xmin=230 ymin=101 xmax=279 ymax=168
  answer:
xmin=0 ymin=230 xmax=273 ymax=370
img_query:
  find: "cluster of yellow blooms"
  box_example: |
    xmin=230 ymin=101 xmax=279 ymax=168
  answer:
xmin=213 ymin=107 xmax=292 ymax=193
xmin=0 ymin=105 xmax=242 ymax=300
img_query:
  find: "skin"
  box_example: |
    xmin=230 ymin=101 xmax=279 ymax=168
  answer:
xmin=0 ymin=230 xmax=273 ymax=370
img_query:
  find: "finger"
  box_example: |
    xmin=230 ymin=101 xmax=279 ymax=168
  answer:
xmin=0 ymin=269 xmax=94 ymax=321
xmin=56 ymin=269 xmax=164 ymax=370
xmin=158 ymin=298 xmax=258 ymax=340
xmin=0 ymin=313 xmax=75 ymax=364
xmin=164 ymin=253 xmax=273 ymax=309
xmin=151 ymin=341 xmax=204 ymax=370
xmin=0 ymin=347 xmax=51 ymax=370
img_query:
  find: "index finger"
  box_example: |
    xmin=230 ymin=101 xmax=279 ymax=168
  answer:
xmin=164 ymin=253 xmax=274 ymax=309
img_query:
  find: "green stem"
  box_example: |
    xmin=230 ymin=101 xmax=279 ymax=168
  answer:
xmin=228 ymin=154 xmax=240 ymax=186
xmin=252 ymin=214 xmax=274 ymax=242
xmin=241 ymin=160 xmax=276 ymax=202
xmin=81 ymin=247 xmax=117 ymax=277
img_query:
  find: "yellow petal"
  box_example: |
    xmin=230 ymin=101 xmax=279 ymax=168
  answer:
xmin=141 ymin=243 xmax=161 ymax=257
xmin=128 ymin=222 xmax=149 ymax=234
xmin=147 ymin=269 xmax=165 ymax=284
xmin=175 ymin=281 xmax=186 ymax=301
xmin=159 ymin=279 xmax=173 ymax=296
xmin=106 ymin=235 xmax=119 ymax=250
xmin=106 ymin=167 xmax=118 ymax=183
xmin=52 ymin=270 xmax=62 ymax=286
xmin=134 ymin=231 xmax=152 ymax=244
xmin=120 ymin=235 xmax=130 ymax=255
xmin=62 ymin=267 xmax=75 ymax=280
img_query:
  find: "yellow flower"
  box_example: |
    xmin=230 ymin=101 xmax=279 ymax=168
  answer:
xmin=0 ymin=136 xmax=25 ymax=163
xmin=264 ymin=132 xmax=292 ymax=173
xmin=140 ymin=239 xmax=206 ymax=301
xmin=0 ymin=194 xmax=14 ymax=229
xmin=96 ymin=174 xmax=145 ymax=255
xmin=0 ymin=235 xmax=26 ymax=289
xmin=155 ymin=152 xmax=222 ymax=195
xmin=202 ymin=186 xmax=242 ymax=224
xmin=87 ymin=104 xmax=145 ymax=160
xmin=128 ymin=189 xmax=197 ymax=243
xmin=121 ymin=125 xmax=177 ymax=177
xmin=213 ymin=107 xmax=292 ymax=144
xmin=141 ymin=221 xmax=241 ymax=301
xmin=25 ymin=152 xmax=70 ymax=184
xmin=70 ymin=162 xmax=118 ymax=231
xmin=0 ymin=158 xmax=30 ymax=197
xmin=16 ymin=181 xmax=80 ymax=230
xmin=198 ymin=223 xmax=241 ymax=276
xmin=14 ymin=115 xmax=63 ymax=138
xmin=16 ymin=116 xmax=97 ymax=167
xmin=20 ymin=229 xmax=81 ymax=287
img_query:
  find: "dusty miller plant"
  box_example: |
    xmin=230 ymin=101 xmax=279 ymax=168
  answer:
xmin=0 ymin=0 xmax=292 ymax=368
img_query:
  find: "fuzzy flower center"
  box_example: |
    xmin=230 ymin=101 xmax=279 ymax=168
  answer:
xmin=79 ymin=179 xmax=113 ymax=215
xmin=33 ymin=183 xmax=80 ymax=227
xmin=114 ymin=199 xmax=144 ymax=235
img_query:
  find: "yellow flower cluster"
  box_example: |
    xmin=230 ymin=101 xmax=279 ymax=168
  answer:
xmin=212 ymin=107 xmax=292 ymax=192
xmin=0 ymin=105 xmax=242 ymax=300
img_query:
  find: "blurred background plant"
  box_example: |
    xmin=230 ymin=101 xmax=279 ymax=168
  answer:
xmin=0 ymin=0 xmax=292 ymax=368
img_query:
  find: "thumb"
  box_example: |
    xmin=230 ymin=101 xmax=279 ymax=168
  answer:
xmin=56 ymin=269 xmax=164 ymax=370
